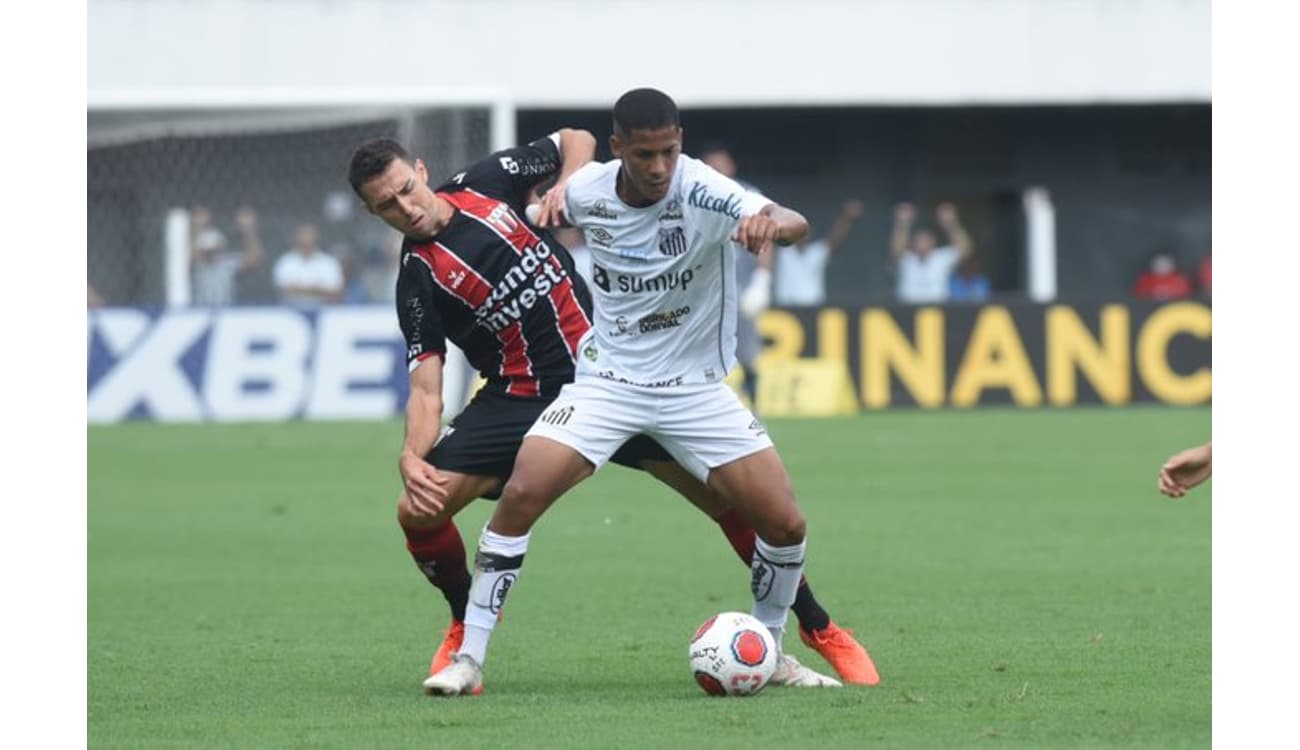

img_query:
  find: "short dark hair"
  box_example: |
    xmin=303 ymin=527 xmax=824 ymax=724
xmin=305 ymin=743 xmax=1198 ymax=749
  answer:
xmin=348 ymin=138 xmax=410 ymax=196
xmin=612 ymin=88 xmax=680 ymax=138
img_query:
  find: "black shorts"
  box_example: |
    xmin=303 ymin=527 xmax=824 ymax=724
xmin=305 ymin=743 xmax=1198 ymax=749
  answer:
xmin=427 ymin=387 xmax=673 ymax=497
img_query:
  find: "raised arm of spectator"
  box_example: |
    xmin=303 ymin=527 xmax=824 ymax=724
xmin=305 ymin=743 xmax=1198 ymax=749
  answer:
xmin=936 ymin=202 xmax=974 ymax=261
xmin=890 ymin=202 xmax=915 ymax=261
xmin=825 ymin=199 xmax=866 ymax=254
xmin=188 ymin=205 xmax=213 ymax=265
xmin=233 ymin=206 xmax=266 ymax=272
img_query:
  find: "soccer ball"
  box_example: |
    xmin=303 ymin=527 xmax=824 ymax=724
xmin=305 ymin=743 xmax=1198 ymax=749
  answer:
xmin=688 ymin=611 xmax=778 ymax=696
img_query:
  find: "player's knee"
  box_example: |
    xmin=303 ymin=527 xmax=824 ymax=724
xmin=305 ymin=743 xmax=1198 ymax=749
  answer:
xmin=496 ymin=477 xmax=549 ymax=530
xmin=766 ymin=507 xmax=806 ymax=546
xmin=396 ymin=491 xmax=440 ymax=528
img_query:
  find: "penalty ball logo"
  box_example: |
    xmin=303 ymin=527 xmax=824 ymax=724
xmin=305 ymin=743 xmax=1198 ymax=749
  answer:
xmin=730 ymin=629 xmax=768 ymax=667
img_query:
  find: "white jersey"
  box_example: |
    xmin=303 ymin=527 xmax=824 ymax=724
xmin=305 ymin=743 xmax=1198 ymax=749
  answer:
xmin=563 ymin=156 xmax=771 ymax=388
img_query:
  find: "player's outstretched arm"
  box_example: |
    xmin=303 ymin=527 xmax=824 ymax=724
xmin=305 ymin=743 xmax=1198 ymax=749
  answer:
xmin=533 ymin=128 xmax=596 ymax=228
xmin=734 ymin=204 xmax=809 ymax=256
xmin=400 ymin=358 xmax=452 ymax=515
xmin=1157 ymin=441 xmax=1212 ymax=498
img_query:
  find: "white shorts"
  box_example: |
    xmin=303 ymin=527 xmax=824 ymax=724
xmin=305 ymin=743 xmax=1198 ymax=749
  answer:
xmin=525 ymin=376 xmax=774 ymax=482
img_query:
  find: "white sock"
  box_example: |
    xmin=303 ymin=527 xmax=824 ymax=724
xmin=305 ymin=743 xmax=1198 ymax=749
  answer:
xmin=459 ymin=527 xmax=532 ymax=667
xmin=751 ymin=537 xmax=806 ymax=649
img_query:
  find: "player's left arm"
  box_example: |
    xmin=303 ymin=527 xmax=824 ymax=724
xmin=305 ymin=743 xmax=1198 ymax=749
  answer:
xmin=533 ymin=129 xmax=596 ymax=228
xmin=734 ymin=203 xmax=810 ymax=256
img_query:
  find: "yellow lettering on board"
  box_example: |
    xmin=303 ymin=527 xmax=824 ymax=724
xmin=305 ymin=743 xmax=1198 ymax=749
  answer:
xmin=950 ymin=306 xmax=1043 ymax=407
xmin=861 ymin=308 xmax=945 ymax=408
xmin=1136 ymin=303 xmax=1212 ymax=405
xmin=754 ymin=310 xmax=805 ymax=370
xmin=1045 ymin=305 xmax=1131 ymax=405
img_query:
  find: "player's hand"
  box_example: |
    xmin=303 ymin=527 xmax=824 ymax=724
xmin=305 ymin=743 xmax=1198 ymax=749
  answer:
xmin=1157 ymin=443 xmax=1212 ymax=498
xmin=734 ymin=213 xmax=780 ymax=256
xmin=533 ymin=180 xmax=571 ymax=228
xmin=399 ymin=450 xmax=451 ymax=515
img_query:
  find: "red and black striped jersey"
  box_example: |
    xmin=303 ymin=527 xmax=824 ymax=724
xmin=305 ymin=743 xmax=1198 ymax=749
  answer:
xmin=396 ymin=135 xmax=593 ymax=399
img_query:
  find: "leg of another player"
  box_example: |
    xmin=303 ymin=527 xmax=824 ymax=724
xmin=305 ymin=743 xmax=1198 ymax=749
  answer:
xmin=425 ymin=437 xmax=594 ymax=695
xmin=638 ymin=459 xmax=881 ymax=686
xmin=704 ymin=448 xmax=806 ymax=641
xmin=641 ymin=461 xmax=828 ymax=622
xmin=397 ymin=471 xmax=501 ymax=683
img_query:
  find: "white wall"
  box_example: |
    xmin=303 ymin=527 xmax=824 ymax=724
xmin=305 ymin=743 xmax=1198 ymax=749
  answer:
xmin=89 ymin=0 xmax=1210 ymax=107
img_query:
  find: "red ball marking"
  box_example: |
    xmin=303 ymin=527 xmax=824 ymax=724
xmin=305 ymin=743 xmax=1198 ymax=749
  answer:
xmin=691 ymin=615 xmax=718 ymax=643
xmin=731 ymin=629 xmax=768 ymax=667
xmin=694 ymin=670 xmax=727 ymax=696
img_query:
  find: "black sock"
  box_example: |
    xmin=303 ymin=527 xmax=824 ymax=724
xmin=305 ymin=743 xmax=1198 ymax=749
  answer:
xmin=444 ymin=577 xmax=470 ymax=623
xmin=791 ymin=580 xmax=831 ymax=633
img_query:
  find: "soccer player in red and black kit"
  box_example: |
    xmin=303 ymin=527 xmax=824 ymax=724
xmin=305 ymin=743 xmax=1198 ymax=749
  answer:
xmin=346 ymin=130 xmax=879 ymax=693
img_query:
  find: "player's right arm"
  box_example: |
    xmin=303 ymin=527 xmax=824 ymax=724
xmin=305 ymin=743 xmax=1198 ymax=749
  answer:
xmin=400 ymin=355 xmax=451 ymax=514
xmin=395 ymin=250 xmax=453 ymax=514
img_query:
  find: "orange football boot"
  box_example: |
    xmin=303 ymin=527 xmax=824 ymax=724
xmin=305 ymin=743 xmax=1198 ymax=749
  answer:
xmin=429 ymin=620 xmax=465 ymax=677
xmin=799 ymin=622 xmax=881 ymax=686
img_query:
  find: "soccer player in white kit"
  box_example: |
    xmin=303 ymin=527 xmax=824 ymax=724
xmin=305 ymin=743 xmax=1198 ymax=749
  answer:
xmin=425 ymin=88 xmax=878 ymax=695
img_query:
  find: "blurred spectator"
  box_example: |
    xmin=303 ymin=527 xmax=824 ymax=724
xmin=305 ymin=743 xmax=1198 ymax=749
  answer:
xmin=273 ymin=222 xmax=344 ymax=305
xmin=948 ymin=255 xmax=992 ymax=302
xmin=772 ymin=199 xmax=865 ymax=307
xmin=88 ymin=281 xmax=105 ymax=308
xmin=1198 ymin=251 xmax=1211 ymax=296
xmin=1132 ymin=251 xmax=1193 ymax=301
xmin=699 ymin=143 xmax=767 ymax=403
xmin=890 ymin=202 xmax=973 ymax=304
xmin=190 ymin=205 xmax=266 ymax=307
xmin=357 ymin=239 xmax=403 ymax=304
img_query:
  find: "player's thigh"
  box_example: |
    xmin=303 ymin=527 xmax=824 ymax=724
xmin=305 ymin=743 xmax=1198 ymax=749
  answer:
xmin=704 ymin=447 xmax=804 ymax=545
xmin=652 ymin=386 xmax=803 ymax=542
xmin=397 ymin=470 xmax=502 ymax=528
xmin=492 ymin=436 xmax=597 ymax=534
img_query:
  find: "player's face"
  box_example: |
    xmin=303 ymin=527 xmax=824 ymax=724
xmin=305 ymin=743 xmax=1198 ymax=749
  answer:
xmin=612 ymin=126 xmax=682 ymax=205
xmin=359 ymin=158 xmax=440 ymax=239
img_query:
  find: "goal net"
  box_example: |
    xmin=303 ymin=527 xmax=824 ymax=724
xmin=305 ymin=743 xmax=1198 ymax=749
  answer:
xmin=87 ymin=88 xmax=515 ymax=308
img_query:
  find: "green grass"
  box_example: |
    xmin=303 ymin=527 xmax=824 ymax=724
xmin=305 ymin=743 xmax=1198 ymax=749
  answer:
xmin=88 ymin=408 xmax=1210 ymax=749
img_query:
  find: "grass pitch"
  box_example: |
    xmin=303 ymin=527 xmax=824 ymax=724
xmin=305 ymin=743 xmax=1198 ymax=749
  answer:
xmin=88 ymin=408 xmax=1210 ymax=749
